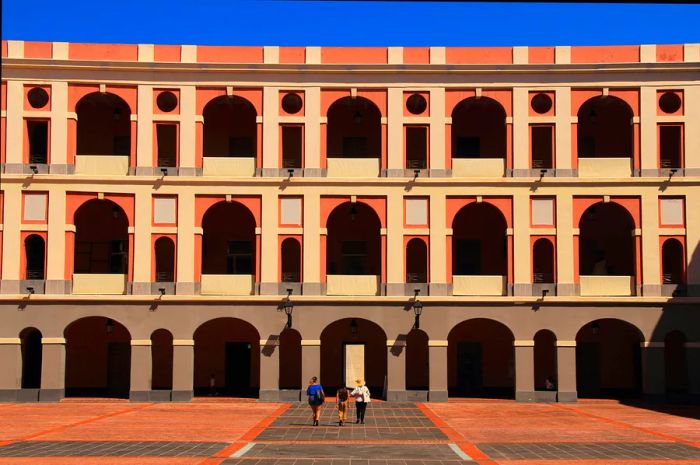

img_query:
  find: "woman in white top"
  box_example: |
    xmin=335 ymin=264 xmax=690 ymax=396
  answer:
xmin=350 ymin=379 xmax=370 ymax=424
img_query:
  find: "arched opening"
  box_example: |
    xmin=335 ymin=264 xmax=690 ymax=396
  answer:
xmin=664 ymin=331 xmax=688 ymax=395
xmin=579 ymin=203 xmax=635 ymax=276
xmin=448 ymin=319 xmax=515 ymax=398
xmin=151 ymin=329 xmax=173 ymax=391
xmin=534 ymin=330 xmax=557 ymax=391
xmin=20 ymin=327 xmax=42 ymax=390
xmin=74 ymin=200 xmax=129 ymax=274
xmin=452 ymin=203 xmax=507 ymax=276
xmin=577 ymin=96 xmax=633 ymax=159
xmin=576 ymin=319 xmax=643 ymax=398
xmin=406 ymin=238 xmax=428 ymax=283
xmin=326 ymin=202 xmax=381 ymax=277
xmin=24 ymin=234 xmax=45 ymax=280
xmin=154 ymin=237 xmax=175 ymax=283
xmin=327 ymin=97 xmax=381 ymax=159
xmin=201 ymin=202 xmax=256 ymax=275
xmin=662 ymin=239 xmax=685 ymax=285
xmin=193 ymin=318 xmax=260 ymax=397
xmin=279 ymin=328 xmax=302 ymax=390
xmin=532 ymin=238 xmax=555 ymax=284
xmin=64 ymin=317 xmax=131 ymax=398
xmin=202 ymin=96 xmax=257 ymax=158
xmin=281 ymin=238 xmax=301 ymax=283
xmin=406 ymin=329 xmax=429 ymax=391
xmin=320 ymin=318 xmax=387 ymax=397
xmin=451 ymin=97 xmax=506 ymax=160
xmin=76 ymin=92 xmax=131 ymax=156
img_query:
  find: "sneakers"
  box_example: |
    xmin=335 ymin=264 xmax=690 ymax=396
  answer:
xmin=313 ymin=419 xmax=319 ymax=426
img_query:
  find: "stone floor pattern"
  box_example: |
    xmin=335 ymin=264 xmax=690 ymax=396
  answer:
xmin=0 ymin=399 xmax=699 ymax=464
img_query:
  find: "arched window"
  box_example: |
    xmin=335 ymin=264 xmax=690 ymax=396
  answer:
xmin=579 ymin=203 xmax=635 ymax=276
xmin=661 ymin=239 xmax=684 ymax=285
xmin=532 ymin=238 xmax=554 ymax=284
xmin=74 ymin=200 xmax=129 ymax=274
xmin=452 ymin=203 xmax=507 ymax=276
xmin=327 ymin=97 xmax=381 ymax=159
xmin=577 ymin=96 xmax=633 ymax=159
xmin=76 ymin=93 xmax=131 ymax=156
xmin=452 ymin=97 xmax=506 ymax=160
xmin=406 ymin=238 xmax=427 ymax=283
xmin=202 ymin=96 xmax=257 ymax=158
xmin=326 ymin=202 xmax=381 ymax=276
xmin=154 ymin=237 xmax=175 ymax=282
xmin=25 ymin=235 xmax=45 ymax=280
xmin=201 ymin=202 xmax=256 ymax=275
xmin=281 ymin=238 xmax=301 ymax=282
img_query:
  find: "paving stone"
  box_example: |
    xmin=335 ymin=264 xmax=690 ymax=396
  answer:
xmin=476 ymin=442 xmax=700 ymax=460
xmin=0 ymin=440 xmax=229 ymax=457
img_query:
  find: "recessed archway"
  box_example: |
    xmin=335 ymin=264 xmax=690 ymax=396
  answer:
xmin=74 ymin=200 xmax=129 ymax=274
xmin=576 ymin=319 xmax=643 ymax=398
xmin=664 ymin=330 xmax=688 ymax=395
xmin=661 ymin=239 xmax=685 ymax=285
xmin=406 ymin=238 xmax=428 ymax=283
xmin=577 ymin=96 xmax=633 ymax=159
xmin=406 ymin=329 xmax=429 ymax=391
xmin=320 ymin=318 xmax=387 ymax=396
xmin=154 ymin=237 xmax=175 ymax=282
xmin=202 ymin=96 xmax=257 ymax=158
xmin=193 ymin=318 xmax=260 ymax=397
xmin=326 ymin=202 xmax=381 ymax=277
xmin=327 ymin=97 xmax=381 ymax=159
xmin=279 ymin=328 xmax=302 ymax=390
xmin=64 ymin=317 xmax=131 ymax=398
xmin=532 ymin=238 xmax=555 ymax=284
xmin=76 ymin=92 xmax=131 ymax=156
xmin=451 ymin=97 xmax=506 ymax=160
xmin=578 ymin=202 xmax=635 ymax=277
xmin=281 ymin=238 xmax=301 ymax=283
xmin=452 ymin=203 xmax=508 ymax=276
xmin=448 ymin=318 xmax=515 ymax=398
xmin=24 ymin=235 xmax=46 ymax=280
xmin=201 ymin=201 xmax=256 ymax=275
xmin=20 ymin=327 xmax=42 ymax=390
xmin=534 ymin=329 xmax=557 ymax=391
xmin=151 ymin=329 xmax=173 ymax=391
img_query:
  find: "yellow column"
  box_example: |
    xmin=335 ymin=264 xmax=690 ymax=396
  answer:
xmin=179 ymin=86 xmax=197 ymax=176
xmin=136 ymin=85 xmax=154 ymax=174
xmin=512 ymin=87 xmax=529 ymax=175
xmin=686 ymin=188 xmax=700 ymax=294
xmin=387 ymin=87 xmax=403 ymax=176
xmin=260 ymin=191 xmax=279 ymax=294
xmin=132 ymin=190 xmax=152 ymax=294
xmin=429 ymin=88 xmax=446 ymax=175
xmin=262 ymin=86 xmax=280 ymax=176
xmin=5 ymin=81 xmax=23 ymax=172
xmin=49 ymin=81 xmax=68 ymax=173
xmin=556 ymin=193 xmax=575 ymax=295
xmin=513 ymin=192 xmax=531 ymax=295
xmin=304 ymin=87 xmax=321 ymax=176
xmin=641 ymin=194 xmax=661 ymax=296
xmin=0 ymin=187 xmax=21 ymax=293
xmin=386 ymin=191 xmax=403 ymax=295
xmin=45 ymin=187 xmax=67 ymax=293
xmin=554 ymin=86 xmax=573 ymax=175
xmin=303 ymin=193 xmax=321 ymax=294
xmin=685 ymin=86 xmax=700 ymax=172
xmin=429 ymin=192 xmax=448 ymax=294
xmin=176 ymin=191 xmax=195 ymax=294
xmin=640 ymin=86 xmax=658 ymax=176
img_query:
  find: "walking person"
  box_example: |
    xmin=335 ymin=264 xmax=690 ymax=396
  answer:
xmin=306 ymin=376 xmax=325 ymax=426
xmin=336 ymin=385 xmax=349 ymax=426
xmin=350 ymin=379 xmax=370 ymax=424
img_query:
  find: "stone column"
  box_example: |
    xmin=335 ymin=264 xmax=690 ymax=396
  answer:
xmin=386 ymin=337 xmax=407 ymax=401
xmin=301 ymin=340 xmax=321 ymax=391
xmin=259 ymin=336 xmax=281 ymax=401
xmin=0 ymin=338 xmax=21 ymax=401
xmin=428 ymin=340 xmax=448 ymax=402
xmin=641 ymin=342 xmax=666 ymax=401
xmin=129 ymin=340 xmax=152 ymax=401
xmin=171 ymin=339 xmax=194 ymax=401
xmin=556 ymin=341 xmax=577 ymax=402
xmin=686 ymin=343 xmax=700 ymax=396
xmin=40 ymin=337 xmax=66 ymax=401
xmin=514 ymin=340 xmax=535 ymax=402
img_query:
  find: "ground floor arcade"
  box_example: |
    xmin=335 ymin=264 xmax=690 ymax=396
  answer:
xmin=1 ymin=301 xmax=698 ymax=403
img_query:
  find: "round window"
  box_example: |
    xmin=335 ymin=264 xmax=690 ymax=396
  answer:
xmin=659 ymin=92 xmax=681 ymax=114
xmin=406 ymin=93 xmax=427 ymax=115
xmin=157 ymin=91 xmax=178 ymax=112
xmin=27 ymin=87 xmax=49 ymax=109
xmin=531 ymin=93 xmax=553 ymax=114
xmin=282 ymin=93 xmax=303 ymax=114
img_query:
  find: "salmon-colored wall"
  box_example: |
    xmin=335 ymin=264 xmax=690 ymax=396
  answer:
xmin=403 ymin=91 xmax=429 ymax=117
xmin=197 ymin=46 xmax=263 ymax=63
xmin=656 ymin=45 xmax=684 ymax=62
xmin=320 ymin=196 xmax=386 ymax=228
xmin=23 ymin=42 xmax=52 ymax=59
xmin=571 ymin=46 xmax=640 ymax=64
xmin=528 ymin=47 xmax=555 ymax=64
xmin=153 ymin=89 xmax=180 ymax=115
xmin=279 ymin=47 xmax=305 ymax=64
xmin=196 ymin=88 xmax=263 ymax=116
xmin=154 ymin=45 xmax=181 ymax=62
xmin=446 ymin=47 xmax=513 ymax=65
xmin=403 ymin=48 xmax=430 ymax=64
xmin=1 ymin=41 xmax=7 ymax=58
xmin=24 ymin=84 xmax=52 ymax=111
xmin=194 ymin=195 xmax=261 ymax=227
xmin=321 ymin=89 xmax=387 ymax=116
xmin=321 ymin=47 xmax=387 ymax=64
xmin=571 ymin=89 xmax=638 ymax=116
xmin=69 ymin=43 xmax=138 ymax=61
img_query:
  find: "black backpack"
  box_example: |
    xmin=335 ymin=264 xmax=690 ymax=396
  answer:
xmin=337 ymin=387 xmax=348 ymax=401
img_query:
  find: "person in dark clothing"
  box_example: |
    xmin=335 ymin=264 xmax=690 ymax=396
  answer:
xmin=350 ymin=378 xmax=370 ymax=424
xmin=306 ymin=376 xmax=325 ymax=426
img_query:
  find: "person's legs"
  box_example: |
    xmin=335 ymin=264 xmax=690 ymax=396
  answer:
xmin=342 ymin=401 xmax=348 ymax=422
xmin=314 ymin=404 xmax=322 ymax=424
xmin=360 ymin=402 xmax=367 ymax=423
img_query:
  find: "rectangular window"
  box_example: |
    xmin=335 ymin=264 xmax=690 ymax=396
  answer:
xmin=27 ymin=120 xmax=48 ymax=164
xmin=156 ymin=124 xmax=177 ymax=167
xmin=227 ymin=241 xmax=253 ymax=274
xmin=229 ymin=137 xmax=254 ymax=157
xmin=531 ymin=125 xmax=554 ymax=169
xmin=659 ymin=124 xmax=682 ymax=168
xmin=342 ymin=137 xmax=367 ymax=158
xmin=405 ymin=126 xmax=428 ymax=169
xmin=455 ymin=137 xmax=480 ymax=159
xmin=282 ymin=125 xmax=303 ymax=168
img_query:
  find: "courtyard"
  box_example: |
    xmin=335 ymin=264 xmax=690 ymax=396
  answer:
xmin=0 ymin=399 xmax=698 ymax=465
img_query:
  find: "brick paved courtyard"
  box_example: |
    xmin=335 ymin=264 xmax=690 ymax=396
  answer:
xmin=0 ymin=399 xmax=699 ymax=465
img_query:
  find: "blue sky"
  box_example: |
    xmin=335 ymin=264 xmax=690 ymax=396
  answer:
xmin=2 ymin=1 xmax=699 ymax=47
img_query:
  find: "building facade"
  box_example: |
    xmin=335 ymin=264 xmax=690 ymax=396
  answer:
xmin=1 ymin=40 xmax=699 ymax=403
